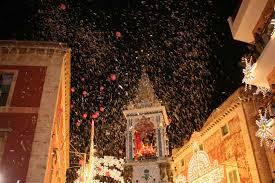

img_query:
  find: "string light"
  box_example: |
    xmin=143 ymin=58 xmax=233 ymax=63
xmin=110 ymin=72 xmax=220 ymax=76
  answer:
xmin=188 ymin=142 xmax=224 ymax=183
xmin=253 ymin=86 xmax=271 ymax=97
xmin=175 ymin=175 xmax=187 ymax=183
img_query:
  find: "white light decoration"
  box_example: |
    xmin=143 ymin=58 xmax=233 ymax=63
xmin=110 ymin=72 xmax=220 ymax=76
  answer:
xmin=75 ymin=156 xmax=125 ymax=183
xmin=175 ymin=175 xmax=187 ymax=183
xmin=255 ymin=110 xmax=274 ymax=147
xmin=253 ymin=86 xmax=271 ymax=97
xmin=187 ymin=142 xmax=224 ymax=183
xmin=242 ymin=56 xmax=256 ymax=91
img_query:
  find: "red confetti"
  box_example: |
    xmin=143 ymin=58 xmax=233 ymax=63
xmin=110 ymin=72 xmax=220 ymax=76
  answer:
xmin=91 ymin=112 xmax=99 ymax=119
xmin=59 ymin=3 xmax=66 ymax=10
xmin=99 ymin=106 xmax=105 ymax=112
xmin=71 ymin=87 xmax=75 ymax=93
xmin=82 ymin=91 xmax=88 ymax=96
xmin=76 ymin=120 xmax=81 ymax=127
xmin=115 ymin=31 xmax=122 ymax=39
xmin=110 ymin=74 xmax=116 ymax=81
xmin=82 ymin=113 xmax=88 ymax=119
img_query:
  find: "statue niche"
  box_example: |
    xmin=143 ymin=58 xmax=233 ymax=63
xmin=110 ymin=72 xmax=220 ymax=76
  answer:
xmin=134 ymin=117 xmax=157 ymax=160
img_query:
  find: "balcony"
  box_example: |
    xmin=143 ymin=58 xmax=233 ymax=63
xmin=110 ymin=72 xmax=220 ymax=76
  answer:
xmin=249 ymin=34 xmax=275 ymax=89
xmin=242 ymin=7 xmax=275 ymax=89
xmin=228 ymin=0 xmax=274 ymax=43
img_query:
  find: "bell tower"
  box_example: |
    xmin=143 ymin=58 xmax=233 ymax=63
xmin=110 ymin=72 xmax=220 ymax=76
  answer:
xmin=123 ymin=70 xmax=172 ymax=183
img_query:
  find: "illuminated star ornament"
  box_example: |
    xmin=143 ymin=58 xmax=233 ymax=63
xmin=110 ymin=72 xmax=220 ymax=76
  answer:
xmin=255 ymin=110 xmax=274 ymax=148
xmin=253 ymin=86 xmax=271 ymax=97
xmin=242 ymin=56 xmax=256 ymax=91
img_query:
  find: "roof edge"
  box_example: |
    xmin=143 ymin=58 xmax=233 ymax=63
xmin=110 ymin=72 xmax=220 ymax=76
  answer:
xmin=0 ymin=40 xmax=68 ymax=50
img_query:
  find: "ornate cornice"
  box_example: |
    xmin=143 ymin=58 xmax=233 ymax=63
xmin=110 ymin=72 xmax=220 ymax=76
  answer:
xmin=0 ymin=40 xmax=68 ymax=56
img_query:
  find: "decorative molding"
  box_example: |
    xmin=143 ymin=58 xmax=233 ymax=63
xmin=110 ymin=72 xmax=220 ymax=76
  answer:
xmin=0 ymin=107 xmax=39 ymax=114
xmin=0 ymin=40 xmax=68 ymax=56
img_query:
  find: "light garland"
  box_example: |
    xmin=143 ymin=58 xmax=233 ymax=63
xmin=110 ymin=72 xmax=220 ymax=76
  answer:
xmin=255 ymin=110 xmax=274 ymax=149
xmin=75 ymin=156 xmax=125 ymax=183
xmin=175 ymin=175 xmax=187 ymax=183
xmin=187 ymin=142 xmax=224 ymax=183
xmin=242 ymin=56 xmax=256 ymax=91
xmin=253 ymin=86 xmax=271 ymax=97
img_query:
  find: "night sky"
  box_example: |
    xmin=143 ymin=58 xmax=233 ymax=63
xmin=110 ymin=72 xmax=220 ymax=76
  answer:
xmin=0 ymin=0 xmax=248 ymax=182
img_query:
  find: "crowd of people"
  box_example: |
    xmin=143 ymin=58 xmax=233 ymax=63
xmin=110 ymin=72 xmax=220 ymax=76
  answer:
xmin=21 ymin=0 xmax=248 ymax=181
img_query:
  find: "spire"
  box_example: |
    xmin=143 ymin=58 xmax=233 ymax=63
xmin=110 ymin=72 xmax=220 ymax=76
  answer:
xmin=127 ymin=67 xmax=161 ymax=110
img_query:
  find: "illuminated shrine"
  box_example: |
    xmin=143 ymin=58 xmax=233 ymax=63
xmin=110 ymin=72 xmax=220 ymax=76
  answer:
xmin=123 ymin=70 xmax=172 ymax=183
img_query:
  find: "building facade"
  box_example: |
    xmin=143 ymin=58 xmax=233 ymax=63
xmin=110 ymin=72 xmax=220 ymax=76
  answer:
xmin=123 ymin=71 xmax=172 ymax=183
xmin=228 ymin=0 xmax=275 ymax=114
xmin=227 ymin=0 xmax=274 ymax=44
xmin=171 ymin=87 xmax=275 ymax=183
xmin=0 ymin=41 xmax=71 ymax=183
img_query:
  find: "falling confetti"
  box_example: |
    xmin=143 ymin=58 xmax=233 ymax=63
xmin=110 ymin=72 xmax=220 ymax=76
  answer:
xmin=3 ymin=0 xmax=249 ymax=182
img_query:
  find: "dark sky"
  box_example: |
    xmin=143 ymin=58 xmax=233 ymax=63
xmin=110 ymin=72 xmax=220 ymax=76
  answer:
xmin=0 ymin=0 xmax=237 ymax=38
xmin=0 ymin=0 xmax=248 ymax=182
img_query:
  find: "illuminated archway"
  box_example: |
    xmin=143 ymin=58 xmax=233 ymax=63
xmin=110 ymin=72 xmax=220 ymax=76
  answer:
xmin=187 ymin=142 xmax=224 ymax=183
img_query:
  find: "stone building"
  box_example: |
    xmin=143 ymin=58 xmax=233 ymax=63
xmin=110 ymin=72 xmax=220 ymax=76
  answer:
xmin=123 ymin=70 xmax=172 ymax=183
xmin=0 ymin=41 xmax=71 ymax=183
xmin=228 ymin=0 xmax=275 ymax=114
xmin=171 ymin=87 xmax=275 ymax=183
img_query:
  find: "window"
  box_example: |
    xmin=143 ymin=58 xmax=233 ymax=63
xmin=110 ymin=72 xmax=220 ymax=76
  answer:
xmin=221 ymin=124 xmax=229 ymax=136
xmin=227 ymin=167 xmax=241 ymax=183
xmin=0 ymin=71 xmax=17 ymax=106
xmin=199 ymin=144 xmax=203 ymax=150
xmin=181 ymin=159 xmax=184 ymax=167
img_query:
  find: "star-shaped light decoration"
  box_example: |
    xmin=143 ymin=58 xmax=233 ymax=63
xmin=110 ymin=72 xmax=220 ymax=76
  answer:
xmin=242 ymin=56 xmax=256 ymax=91
xmin=255 ymin=110 xmax=274 ymax=147
xmin=253 ymin=86 xmax=271 ymax=97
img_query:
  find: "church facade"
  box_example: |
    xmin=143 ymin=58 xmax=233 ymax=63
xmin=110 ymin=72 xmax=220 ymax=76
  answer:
xmin=0 ymin=41 xmax=71 ymax=183
xmin=171 ymin=87 xmax=275 ymax=183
